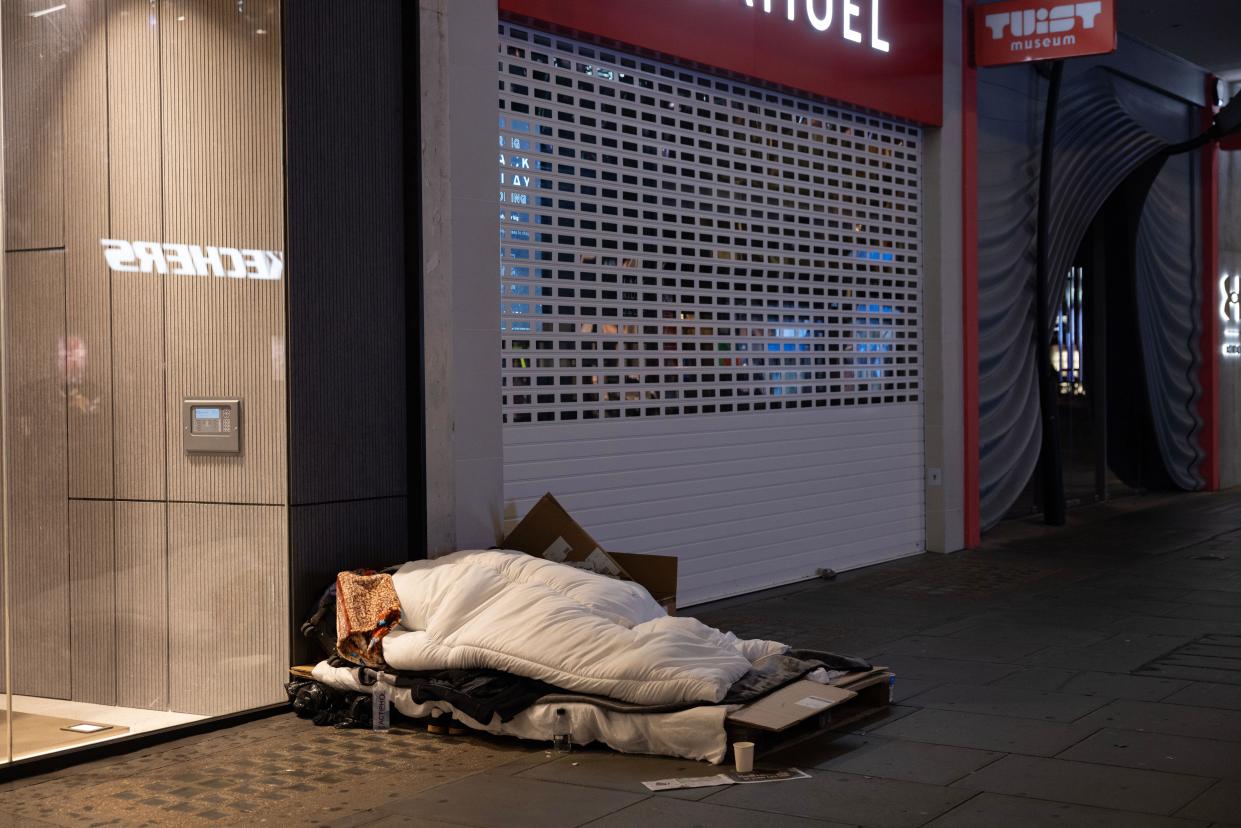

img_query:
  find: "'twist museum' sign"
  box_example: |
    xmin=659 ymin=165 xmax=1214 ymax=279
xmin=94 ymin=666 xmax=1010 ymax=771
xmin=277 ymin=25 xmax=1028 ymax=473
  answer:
xmin=974 ymin=0 xmax=1115 ymax=67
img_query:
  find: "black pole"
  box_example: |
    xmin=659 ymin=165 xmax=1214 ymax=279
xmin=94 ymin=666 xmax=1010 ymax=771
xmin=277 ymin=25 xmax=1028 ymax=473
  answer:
xmin=1088 ymin=221 xmax=1108 ymax=503
xmin=1036 ymin=60 xmax=1067 ymax=526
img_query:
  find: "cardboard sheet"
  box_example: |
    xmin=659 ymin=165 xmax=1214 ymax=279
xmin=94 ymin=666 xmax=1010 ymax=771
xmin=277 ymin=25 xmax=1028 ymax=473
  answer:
xmin=726 ymin=680 xmax=857 ymax=732
xmin=501 ymin=493 xmax=678 ymax=611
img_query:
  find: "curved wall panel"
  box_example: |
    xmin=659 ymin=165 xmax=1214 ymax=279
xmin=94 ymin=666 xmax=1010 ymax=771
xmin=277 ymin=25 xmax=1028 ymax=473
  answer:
xmin=977 ymin=67 xmax=1042 ymax=527
xmin=1135 ymin=152 xmax=1205 ymax=490
xmin=1040 ymin=71 xmax=1168 ymax=327
xmin=978 ymin=59 xmax=1204 ymax=528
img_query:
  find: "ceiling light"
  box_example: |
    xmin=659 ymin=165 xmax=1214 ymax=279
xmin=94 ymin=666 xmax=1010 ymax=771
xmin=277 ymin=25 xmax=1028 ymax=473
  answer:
xmin=29 ymin=4 xmax=67 ymax=17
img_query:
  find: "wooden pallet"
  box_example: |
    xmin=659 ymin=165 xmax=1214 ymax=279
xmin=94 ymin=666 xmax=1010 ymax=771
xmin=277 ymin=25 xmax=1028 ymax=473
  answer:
xmin=725 ymin=668 xmax=893 ymax=755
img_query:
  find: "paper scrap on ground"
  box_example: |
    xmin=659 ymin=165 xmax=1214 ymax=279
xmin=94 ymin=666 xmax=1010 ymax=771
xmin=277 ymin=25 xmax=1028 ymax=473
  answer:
xmin=642 ymin=768 xmax=810 ymax=791
xmin=732 ymin=768 xmax=811 ymax=784
xmin=642 ymin=774 xmax=734 ymax=791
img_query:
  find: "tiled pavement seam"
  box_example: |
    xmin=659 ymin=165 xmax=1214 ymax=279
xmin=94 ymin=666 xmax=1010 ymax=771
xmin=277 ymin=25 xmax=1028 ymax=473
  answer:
xmin=359 ymin=685 xmax=1238 ymax=828
xmin=5 ymin=490 xmax=1241 ymax=828
xmin=689 ymin=495 xmax=1241 ymax=826
xmin=361 ymin=493 xmax=1241 ymax=828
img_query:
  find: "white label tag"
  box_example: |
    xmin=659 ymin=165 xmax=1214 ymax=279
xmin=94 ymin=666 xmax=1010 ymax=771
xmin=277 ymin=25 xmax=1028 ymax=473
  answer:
xmin=585 ymin=548 xmax=623 ymax=577
xmin=542 ymin=537 xmax=572 ymax=563
xmin=795 ymin=696 xmax=836 ymax=711
xmin=642 ymin=769 xmax=810 ymax=791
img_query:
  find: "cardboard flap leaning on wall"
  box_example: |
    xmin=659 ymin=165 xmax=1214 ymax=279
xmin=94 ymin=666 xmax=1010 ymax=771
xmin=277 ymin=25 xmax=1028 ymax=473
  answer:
xmin=501 ymin=493 xmax=678 ymax=611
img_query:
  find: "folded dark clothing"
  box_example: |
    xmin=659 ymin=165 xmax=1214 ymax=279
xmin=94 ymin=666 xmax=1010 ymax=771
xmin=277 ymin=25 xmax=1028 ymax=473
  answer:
xmin=355 ymin=664 xmax=558 ymax=723
xmin=789 ymin=649 xmax=873 ymax=673
xmin=301 ymin=585 xmax=340 ymax=659
xmin=719 ymin=649 xmax=873 ymax=706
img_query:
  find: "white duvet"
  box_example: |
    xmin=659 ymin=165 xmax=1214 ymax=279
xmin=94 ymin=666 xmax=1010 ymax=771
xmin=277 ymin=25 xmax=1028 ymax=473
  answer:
xmin=381 ymin=549 xmax=787 ymax=705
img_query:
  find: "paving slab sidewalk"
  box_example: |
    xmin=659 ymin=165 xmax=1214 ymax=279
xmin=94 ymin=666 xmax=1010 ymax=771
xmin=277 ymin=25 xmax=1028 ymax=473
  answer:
xmin=3 ymin=489 xmax=1241 ymax=827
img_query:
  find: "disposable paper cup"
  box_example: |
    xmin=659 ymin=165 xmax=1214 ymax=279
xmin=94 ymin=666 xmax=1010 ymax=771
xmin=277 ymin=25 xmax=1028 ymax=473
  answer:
xmin=733 ymin=741 xmax=755 ymax=773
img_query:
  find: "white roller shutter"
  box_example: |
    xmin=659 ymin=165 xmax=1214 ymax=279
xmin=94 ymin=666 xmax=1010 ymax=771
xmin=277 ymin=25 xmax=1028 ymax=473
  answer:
xmin=498 ymin=22 xmax=925 ymax=607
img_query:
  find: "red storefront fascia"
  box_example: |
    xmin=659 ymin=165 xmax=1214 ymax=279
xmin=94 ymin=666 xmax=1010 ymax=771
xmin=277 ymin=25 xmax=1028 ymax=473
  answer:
xmin=498 ymin=0 xmax=944 ymax=126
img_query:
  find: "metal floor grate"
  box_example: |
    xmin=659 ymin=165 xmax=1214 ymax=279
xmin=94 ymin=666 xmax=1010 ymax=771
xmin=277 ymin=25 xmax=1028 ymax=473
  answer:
xmin=1135 ymin=634 xmax=1241 ymax=686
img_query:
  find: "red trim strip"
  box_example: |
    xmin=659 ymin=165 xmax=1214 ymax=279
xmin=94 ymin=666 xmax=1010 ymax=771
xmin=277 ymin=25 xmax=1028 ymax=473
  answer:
xmin=963 ymin=2 xmax=981 ymax=546
xmin=1199 ymin=76 xmax=1221 ymax=492
xmin=498 ymin=0 xmax=945 ymax=126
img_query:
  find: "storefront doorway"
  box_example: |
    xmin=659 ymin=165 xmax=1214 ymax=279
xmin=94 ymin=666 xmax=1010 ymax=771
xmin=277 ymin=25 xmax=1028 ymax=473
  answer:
xmin=1056 ymin=219 xmax=1144 ymax=509
xmin=1053 ymin=260 xmax=1104 ymax=507
xmin=1004 ymin=182 xmax=1183 ymax=524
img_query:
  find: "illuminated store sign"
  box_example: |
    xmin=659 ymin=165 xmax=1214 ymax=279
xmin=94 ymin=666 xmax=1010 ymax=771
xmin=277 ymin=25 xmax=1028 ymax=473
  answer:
xmin=100 ymin=238 xmax=284 ymax=281
xmin=975 ymin=0 xmax=1115 ymax=67
xmin=735 ymin=0 xmax=891 ymax=52
xmin=1223 ymin=273 xmax=1240 ymax=359
xmin=498 ymin=0 xmax=943 ymax=125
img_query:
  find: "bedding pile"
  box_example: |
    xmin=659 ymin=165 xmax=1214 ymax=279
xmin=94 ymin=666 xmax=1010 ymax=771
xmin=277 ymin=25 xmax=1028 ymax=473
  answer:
xmin=293 ymin=549 xmax=866 ymax=763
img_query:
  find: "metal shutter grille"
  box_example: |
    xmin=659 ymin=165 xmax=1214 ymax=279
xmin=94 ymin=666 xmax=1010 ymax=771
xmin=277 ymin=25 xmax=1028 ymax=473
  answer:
xmin=499 ymin=23 xmax=922 ymax=425
xmin=498 ymin=22 xmax=925 ymax=605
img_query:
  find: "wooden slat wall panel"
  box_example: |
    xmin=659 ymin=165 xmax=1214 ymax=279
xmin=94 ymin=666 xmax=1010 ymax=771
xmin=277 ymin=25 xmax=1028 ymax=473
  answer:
xmin=115 ymin=501 xmax=168 ymax=711
xmin=4 ymin=251 xmax=69 ymax=699
xmin=0 ymin=478 xmax=4 ymax=692
xmin=107 ymin=0 xmax=166 ymax=502
xmin=111 ymin=280 xmax=166 ymax=501
xmin=285 ymin=2 xmax=407 ymax=506
xmin=69 ymin=501 xmax=116 ymax=706
xmin=64 ymin=0 xmax=114 ymax=499
xmin=2 ymin=0 xmax=64 ymax=252
xmin=289 ymin=498 xmax=409 ymax=664
xmin=2 ymin=1 xmax=293 ymax=717
xmin=168 ymin=503 xmax=287 ymax=716
xmin=161 ymin=0 xmax=286 ymax=506
xmin=0 ymin=499 xmax=4 ymax=693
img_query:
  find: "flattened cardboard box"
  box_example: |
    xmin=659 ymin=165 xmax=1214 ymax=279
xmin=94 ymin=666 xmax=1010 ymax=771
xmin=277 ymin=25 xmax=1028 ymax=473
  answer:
xmin=501 ymin=493 xmax=678 ymax=613
xmin=727 ymin=680 xmax=857 ymax=732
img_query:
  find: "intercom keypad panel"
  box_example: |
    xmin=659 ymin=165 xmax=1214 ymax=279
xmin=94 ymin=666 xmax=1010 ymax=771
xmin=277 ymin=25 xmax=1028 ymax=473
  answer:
xmin=183 ymin=399 xmax=242 ymax=454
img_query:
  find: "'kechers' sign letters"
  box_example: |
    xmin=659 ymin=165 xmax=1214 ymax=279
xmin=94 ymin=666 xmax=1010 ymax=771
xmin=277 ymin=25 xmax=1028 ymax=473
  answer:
xmin=100 ymin=238 xmax=284 ymax=281
xmin=498 ymin=0 xmax=943 ymax=125
xmin=974 ymin=0 xmax=1115 ymax=67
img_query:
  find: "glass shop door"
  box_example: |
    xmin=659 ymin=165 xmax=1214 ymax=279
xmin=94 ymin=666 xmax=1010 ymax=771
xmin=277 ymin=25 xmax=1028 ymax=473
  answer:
xmin=2 ymin=0 xmax=291 ymax=769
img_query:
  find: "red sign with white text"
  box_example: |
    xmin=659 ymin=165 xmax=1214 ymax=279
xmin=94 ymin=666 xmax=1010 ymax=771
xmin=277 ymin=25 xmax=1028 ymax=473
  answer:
xmin=974 ymin=0 xmax=1115 ymax=67
xmin=498 ymin=0 xmax=944 ymax=126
